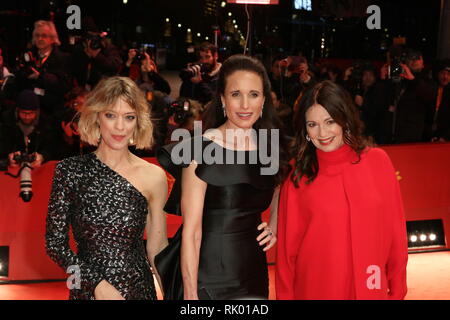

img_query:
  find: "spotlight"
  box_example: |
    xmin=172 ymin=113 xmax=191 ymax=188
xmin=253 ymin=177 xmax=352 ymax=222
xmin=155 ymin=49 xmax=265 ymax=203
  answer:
xmin=221 ymin=1 xmax=226 ymax=7
xmin=178 ymin=24 xmax=182 ymax=28
xmin=407 ymin=219 xmax=446 ymax=252
xmin=166 ymin=18 xmax=170 ymax=23
xmin=228 ymin=12 xmax=232 ymax=16
xmin=0 ymin=246 xmax=9 ymax=278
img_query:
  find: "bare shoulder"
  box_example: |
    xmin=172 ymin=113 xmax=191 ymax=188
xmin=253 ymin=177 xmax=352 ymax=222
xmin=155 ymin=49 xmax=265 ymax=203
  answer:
xmin=133 ymin=157 xmax=167 ymax=185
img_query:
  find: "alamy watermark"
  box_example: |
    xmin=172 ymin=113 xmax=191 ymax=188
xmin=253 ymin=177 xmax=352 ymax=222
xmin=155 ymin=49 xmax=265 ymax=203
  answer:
xmin=66 ymin=265 xmax=81 ymax=290
xmin=366 ymin=265 xmax=381 ymax=290
xmin=170 ymin=121 xmax=280 ymax=176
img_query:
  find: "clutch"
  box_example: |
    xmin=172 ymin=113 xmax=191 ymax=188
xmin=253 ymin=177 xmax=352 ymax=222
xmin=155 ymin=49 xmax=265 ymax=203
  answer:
xmin=154 ymin=226 xmax=184 ymax=300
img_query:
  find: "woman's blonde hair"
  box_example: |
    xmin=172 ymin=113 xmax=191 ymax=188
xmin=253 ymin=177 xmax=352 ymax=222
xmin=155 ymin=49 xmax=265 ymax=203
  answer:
xmin=32 ymin=20 xmax=61 ymax=46
xmin=78 ymin=76 xmax=153 ymax=149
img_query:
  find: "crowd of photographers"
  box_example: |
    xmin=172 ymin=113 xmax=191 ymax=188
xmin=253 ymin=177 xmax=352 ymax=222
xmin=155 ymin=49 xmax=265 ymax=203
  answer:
xmin=0 ymin=19 xmax=450 ymax=174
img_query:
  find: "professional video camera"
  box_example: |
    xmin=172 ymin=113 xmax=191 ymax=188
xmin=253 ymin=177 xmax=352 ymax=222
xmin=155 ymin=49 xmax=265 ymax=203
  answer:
xmin=180 ymin=63 xmax=214 ymax=81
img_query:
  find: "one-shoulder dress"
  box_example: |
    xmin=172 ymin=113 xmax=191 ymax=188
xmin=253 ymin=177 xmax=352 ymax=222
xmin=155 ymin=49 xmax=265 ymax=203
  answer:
xmin=45 ymin=153 xmax=156 ymax=300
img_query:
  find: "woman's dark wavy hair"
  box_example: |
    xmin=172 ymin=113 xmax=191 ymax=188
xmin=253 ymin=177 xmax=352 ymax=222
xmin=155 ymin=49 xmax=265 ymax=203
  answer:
xmin=202 ymin=54 xmax=291 ymax=186
xmin=291 ymin=80 xmax=369 ymax=188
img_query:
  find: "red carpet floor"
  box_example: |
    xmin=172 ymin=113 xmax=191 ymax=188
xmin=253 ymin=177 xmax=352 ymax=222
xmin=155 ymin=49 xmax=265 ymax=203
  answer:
xmin=1 ymin=251 xmax=449 ymax=300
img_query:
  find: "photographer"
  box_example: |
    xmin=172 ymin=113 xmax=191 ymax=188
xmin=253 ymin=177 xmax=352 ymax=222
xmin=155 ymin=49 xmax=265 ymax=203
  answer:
xmin=70 ymin=27 xmax=123 ymax=90
xmin=0 ymin=47 xmax=17 ymax=113
xmin=56 ymin=87 xmax=93 ymax=159
xmin=15 ymin=20 xmax=70 ymax=119
xmin=122 ymin=48 xmax=171 ymax=95
xmin=430 ymin=61 xmax=450 ymax=142
xmin=389 ymin=49 xmax=435 ymax=143
xmin=0 ymin=90 xmax=56 ymax=167
xmin=342 ymin=63 xmax=391 ymax=144
xmin=179 ymin=42 xmax=221 ymax=105
xmin=279 ymin=56 xmax=316 ymax=110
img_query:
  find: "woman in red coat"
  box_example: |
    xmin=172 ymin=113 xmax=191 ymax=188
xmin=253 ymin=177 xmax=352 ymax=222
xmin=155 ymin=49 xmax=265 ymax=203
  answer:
xmin=276 ymin=80 xmax=408 ymax=300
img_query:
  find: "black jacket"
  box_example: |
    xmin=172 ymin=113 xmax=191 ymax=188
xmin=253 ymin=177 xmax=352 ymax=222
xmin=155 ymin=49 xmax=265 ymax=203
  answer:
xmin=70 ymin=43 xmax=123 ymax=89
xmin=16 ymin=46 xmax=71 ymax=117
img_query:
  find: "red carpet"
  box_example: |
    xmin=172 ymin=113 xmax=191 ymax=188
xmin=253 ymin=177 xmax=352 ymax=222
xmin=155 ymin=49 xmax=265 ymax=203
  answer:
xmin=1 ymin=252 xmax=449 ymax=300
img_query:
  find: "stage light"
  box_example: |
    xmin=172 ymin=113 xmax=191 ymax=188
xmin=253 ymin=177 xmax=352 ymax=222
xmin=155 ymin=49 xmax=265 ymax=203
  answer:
xmin=407 ymin=219 xmax=446 ymax=252
xmin=228 ymin=12 xmax=232 ymax=16
xmin=187 ymin=28 xmax=191 ymax=32
xmin=205 ymin=36 xmax=209 ymax=40
xmin=197 ymin=33 xmax=201 ymax=37
xmin=123 ymin=0 xmax=128 ymax=4
xmin=0 ymin=246 xmax=8 ymax=278
xmin=221 ymin=1 xmax=227 ymax=7
xmin=234 ymin=24 xmax=238 ymax=29
xmin=233 ymin=19 xmax=236 ymax=23
xmin=166 ymin=18 xmax=170 ymax=22
xmin=178 ymin=24 xmax=182 ymax=28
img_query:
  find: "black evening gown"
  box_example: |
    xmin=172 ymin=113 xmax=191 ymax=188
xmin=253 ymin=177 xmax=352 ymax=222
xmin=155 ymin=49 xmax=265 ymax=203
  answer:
xmin=157 ymin=137 xmax=275 ymax=300
xmin=45 ymin=153 xmax=156 ymax=300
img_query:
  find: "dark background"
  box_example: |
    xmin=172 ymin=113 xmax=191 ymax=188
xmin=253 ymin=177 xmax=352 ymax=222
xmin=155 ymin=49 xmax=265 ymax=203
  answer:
xmin=0 ymin=0 xmax=442 ymax=68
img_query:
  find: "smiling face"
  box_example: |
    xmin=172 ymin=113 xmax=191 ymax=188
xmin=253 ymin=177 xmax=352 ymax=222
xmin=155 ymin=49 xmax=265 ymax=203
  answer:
xmin=305 ymin=103 xmax=344 ymax=152
xmin=98 ymin=98 xmax=137 ymax=150
xmin=221 ymin=70 xmax=265 ymax=130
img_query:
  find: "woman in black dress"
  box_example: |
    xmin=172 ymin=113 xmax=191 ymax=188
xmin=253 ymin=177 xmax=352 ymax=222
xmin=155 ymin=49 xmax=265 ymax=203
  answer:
xmin=158 ymin=55 xmax=290 ymax=300
xmin=45 ymin=76 xmax=168 ymax=300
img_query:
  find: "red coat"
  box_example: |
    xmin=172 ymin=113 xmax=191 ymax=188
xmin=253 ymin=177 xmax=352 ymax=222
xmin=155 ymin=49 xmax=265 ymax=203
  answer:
xmin=276 ymin=145 xmax=408 ymax=300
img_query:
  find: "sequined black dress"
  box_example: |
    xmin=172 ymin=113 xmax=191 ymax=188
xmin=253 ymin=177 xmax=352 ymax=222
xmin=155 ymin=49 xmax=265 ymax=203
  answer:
xmin=45 ymin=153 xmax=156 ymax=300
xmin=157 ymin=137 xmax=275 ymax=300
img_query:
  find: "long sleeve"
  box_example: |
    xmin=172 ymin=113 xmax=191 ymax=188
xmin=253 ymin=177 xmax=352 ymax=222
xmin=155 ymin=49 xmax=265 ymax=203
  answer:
xmin=45 ymin=161 xmax=104 ymax=299
xmin=275 ymin=176 xmax=302 ymax=299
xmin=381 ymin=152 xmax=408 ymax=300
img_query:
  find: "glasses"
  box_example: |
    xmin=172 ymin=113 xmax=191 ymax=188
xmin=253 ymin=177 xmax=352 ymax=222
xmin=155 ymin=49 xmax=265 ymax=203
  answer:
xmin=34 ymin=33 xmax=51 ymax=39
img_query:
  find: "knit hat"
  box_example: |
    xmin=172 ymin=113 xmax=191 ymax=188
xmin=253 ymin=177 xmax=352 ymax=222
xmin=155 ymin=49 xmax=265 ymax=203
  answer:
xmin=17 ymin=90 xmax=40 ymax=110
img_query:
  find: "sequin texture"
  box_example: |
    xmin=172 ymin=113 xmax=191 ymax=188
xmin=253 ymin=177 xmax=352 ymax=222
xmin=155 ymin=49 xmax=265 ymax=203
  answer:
xmin=45 ymin=153 xmax=156 ymax=300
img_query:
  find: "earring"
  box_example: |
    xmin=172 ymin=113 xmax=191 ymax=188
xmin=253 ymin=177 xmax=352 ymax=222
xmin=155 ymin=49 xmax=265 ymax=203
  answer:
xmin=260 ymin=107 xmax=263 ymax=118
xmin=345 ymin=128 xmax=351 ymax=136
xmin=222 ymin=105 xmax=227 ymax=117
xmin=97 ymin=132 xmax=102 ymax=144
xmin=306 ymin=135 xmax=311 ymax=142
xmin=129 ymin=132 xmax=136 ymax=145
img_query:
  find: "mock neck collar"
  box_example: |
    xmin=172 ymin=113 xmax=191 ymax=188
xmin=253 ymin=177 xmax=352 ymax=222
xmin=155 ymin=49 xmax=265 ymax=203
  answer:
xmin=316 ymin=143 xmax=355 ymax=165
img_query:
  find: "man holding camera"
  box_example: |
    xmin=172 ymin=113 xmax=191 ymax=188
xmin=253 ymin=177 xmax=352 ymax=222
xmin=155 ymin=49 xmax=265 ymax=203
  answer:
xmin=123 ymin=48 xmax=171 ymax=95
xmin=179 ymin=42 xmax=222 ymax=105
xmin=16 ymin=20 xmax=70 ymax=119
xmin=70 ymin=27 xmax=123 ymax=91
xmin=388 ymin=49 xmax=435 ymax=143
xmin=0 ymin=90 xmax=56 ymax=168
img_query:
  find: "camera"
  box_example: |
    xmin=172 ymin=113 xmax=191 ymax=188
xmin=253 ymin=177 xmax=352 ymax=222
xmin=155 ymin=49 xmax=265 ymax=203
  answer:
xmin=16 ymin=51 xmax=39 ymax=77
xmin=180 ymin=63 xmax=214 ymax=81
xmin=166 ymin=99 xmax=192 ymax=125
xmin=13 ymin=152 xmax=36 ymax=165
xmin=85 ymin=32 xmax=106 ymax=50
xmin=389 ymin=57 xmax=404 ymax=82
xmin=12 ymin=152 xmax=35 ymax=202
